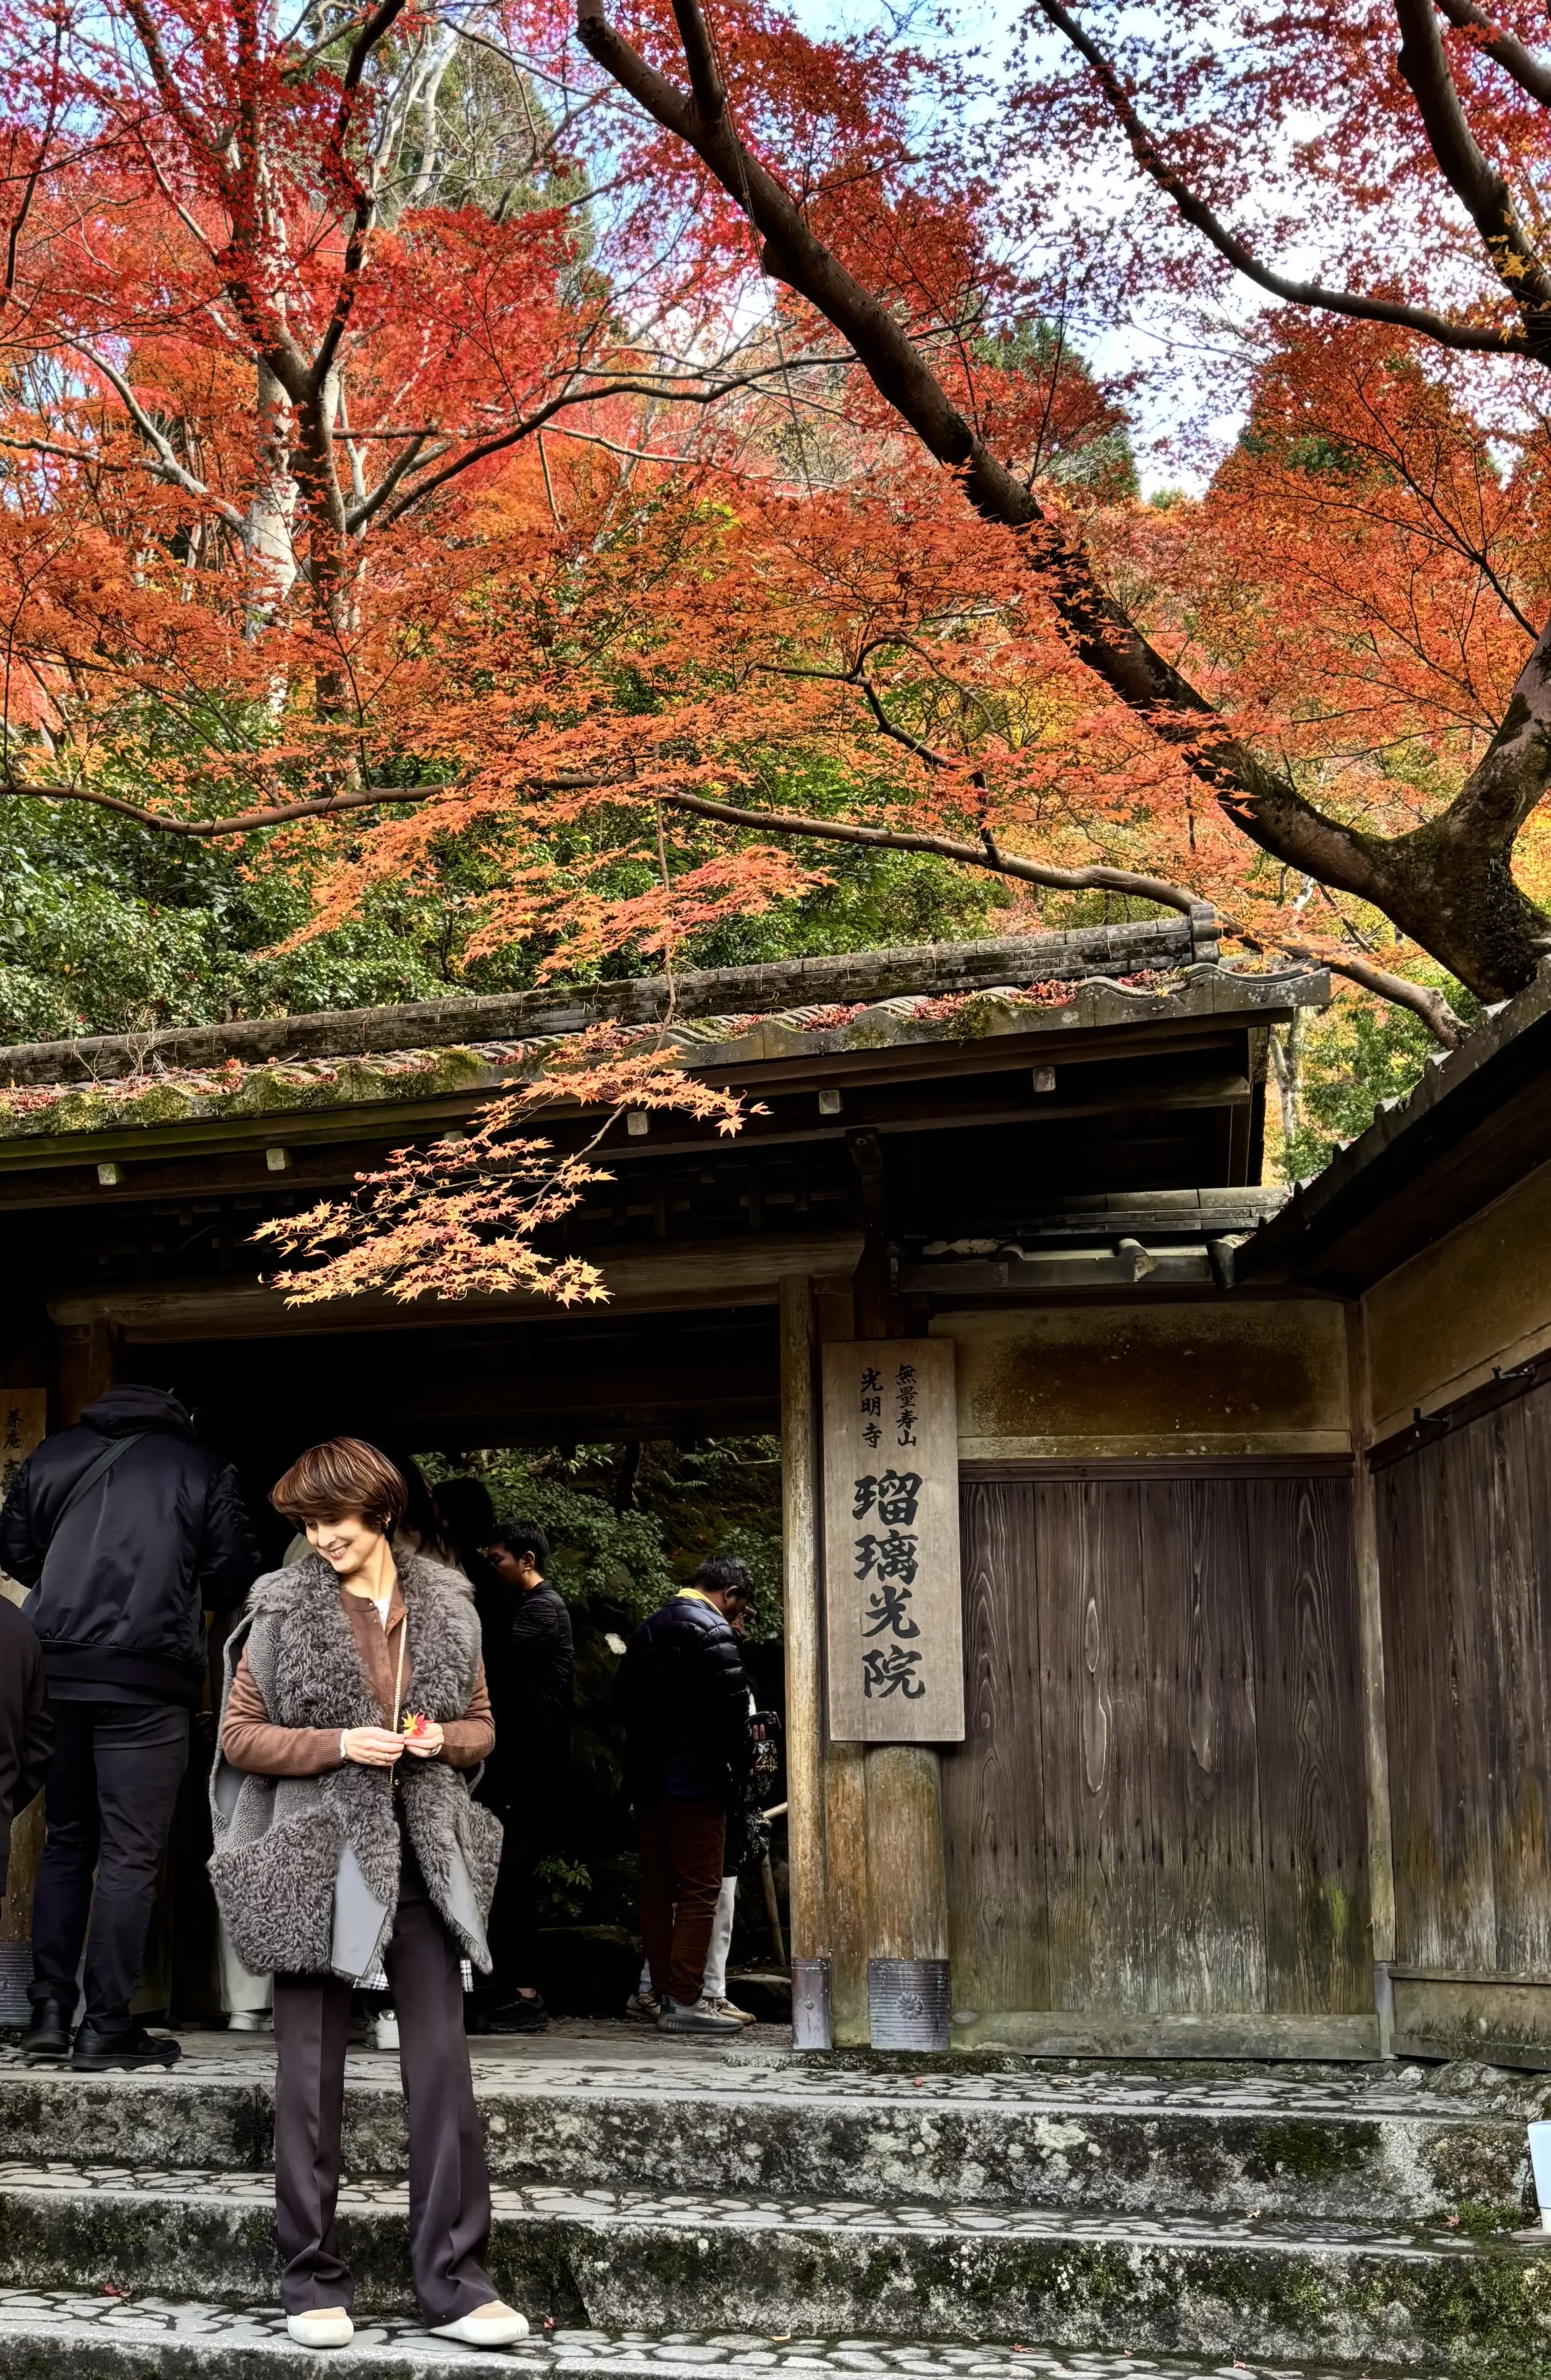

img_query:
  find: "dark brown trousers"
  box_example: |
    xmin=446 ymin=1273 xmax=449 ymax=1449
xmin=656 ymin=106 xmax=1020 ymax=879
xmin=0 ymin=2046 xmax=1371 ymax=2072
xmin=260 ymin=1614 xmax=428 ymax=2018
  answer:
xmin=636 ymin=1797 xmax=726 ymax=2004
xmin=273 ymin=1849 xmax=496 ymax=2324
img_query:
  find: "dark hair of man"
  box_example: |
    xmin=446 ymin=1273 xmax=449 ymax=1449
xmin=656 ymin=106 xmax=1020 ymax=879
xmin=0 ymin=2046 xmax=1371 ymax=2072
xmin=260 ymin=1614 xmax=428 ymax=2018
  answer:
xmin=693 ymin=1555 xmax=755 ymax=1604
xmin=270 ymin=1438 xmax=409 ymax=1535
xmin=434 ymin=1475 xmax=498 ymax=1549
xmin=492 ymin=1520 xmax=550 ymax=1570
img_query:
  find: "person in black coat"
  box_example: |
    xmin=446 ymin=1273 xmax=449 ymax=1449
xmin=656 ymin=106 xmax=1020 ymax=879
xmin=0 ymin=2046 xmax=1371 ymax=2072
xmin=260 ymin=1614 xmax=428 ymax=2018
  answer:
xmin=0 ymin=1382 xmax=258 ymax=2070
xmin=453 ymin=1510 xmax=574 ymax=2035
xmin=0 ymin=1597 xmax=51 ymax=1899
xmin=618 ymin=1556 xmax=757 ymax=2036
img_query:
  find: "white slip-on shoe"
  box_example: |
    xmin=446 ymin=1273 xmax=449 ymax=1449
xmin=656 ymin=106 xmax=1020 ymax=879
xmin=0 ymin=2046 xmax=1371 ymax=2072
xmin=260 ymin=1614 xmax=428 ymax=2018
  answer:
xmin=285 ymin=2309 xmax=355 ymax=2348
xmin=428 ymin=2302 xmax=531 ymax=2347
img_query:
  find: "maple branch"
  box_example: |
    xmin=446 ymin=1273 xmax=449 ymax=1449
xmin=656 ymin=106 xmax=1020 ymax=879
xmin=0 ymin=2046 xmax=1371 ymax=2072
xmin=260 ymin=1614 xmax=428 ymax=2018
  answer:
xmin=579 ymin=0 xmax=1551 ymax=998
xmin=754 ymin=658 xmax=965 ymax=771
xmin=1 ymin=773 xmax=1468 ymax=1046
xmin=1432 ymin=0 xmax=1551 ymax=106
xmin=313 ymin=0 xmax=415 ymax=388
xmin=121 ymin=0 xmax=221 ymax=159
xmin=0 ymin=778 xmax=445 ymax=836
xmin=66 ymin=341 xmax=246 ymax=530
xmin=663 ymin=791 xmax=1468 ymax=1046
xmin=365 ymin=361 xmax=842 ymax=528
xmin=1031 ymin=0 xmax=1530 ymax=357
xmin=1271 ymin=941 xmax=1467 ymax=1048
xmin=662 ymin=786 xmax=1201 ymax=913
xmin=1393 ymin=0 xmax=1551 ymax=353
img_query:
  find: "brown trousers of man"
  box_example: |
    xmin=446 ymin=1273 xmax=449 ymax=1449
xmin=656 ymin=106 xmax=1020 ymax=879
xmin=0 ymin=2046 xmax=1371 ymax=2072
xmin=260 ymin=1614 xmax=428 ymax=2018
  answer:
xmin=636 ymin=1797 xmax=725 ymax=2004
xmin=273 ymin=1850 xmax=496 ymax=2325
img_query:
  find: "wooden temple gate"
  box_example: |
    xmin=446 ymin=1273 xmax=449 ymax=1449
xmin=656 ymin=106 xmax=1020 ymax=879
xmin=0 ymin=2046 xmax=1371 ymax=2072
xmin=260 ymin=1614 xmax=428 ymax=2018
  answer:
xmin=1 ymin=928 xmax=1549 ymax=2062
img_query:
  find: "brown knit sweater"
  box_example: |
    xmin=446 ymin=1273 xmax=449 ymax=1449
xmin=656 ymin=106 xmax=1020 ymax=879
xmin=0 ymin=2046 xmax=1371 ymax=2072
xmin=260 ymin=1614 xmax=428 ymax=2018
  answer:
xmin=222 ymin=1573 xmax=493 ymax=1777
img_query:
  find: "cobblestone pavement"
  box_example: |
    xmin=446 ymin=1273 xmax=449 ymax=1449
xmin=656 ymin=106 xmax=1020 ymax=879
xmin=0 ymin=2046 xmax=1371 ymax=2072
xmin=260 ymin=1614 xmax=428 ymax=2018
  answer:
xmin=0 ymin=2020 xmax=1537 ymax=2119
xmin=0 ymin=2160 xmax=1484 ymax=2254
xmin=0 ymin=2294 xmax=1402 ymax=2380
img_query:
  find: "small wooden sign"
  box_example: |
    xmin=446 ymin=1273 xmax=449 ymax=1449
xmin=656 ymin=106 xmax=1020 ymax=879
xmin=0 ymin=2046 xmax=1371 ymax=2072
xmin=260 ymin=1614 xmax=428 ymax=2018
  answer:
xmin=822 ymin=1339 xmax=964 ymax=1743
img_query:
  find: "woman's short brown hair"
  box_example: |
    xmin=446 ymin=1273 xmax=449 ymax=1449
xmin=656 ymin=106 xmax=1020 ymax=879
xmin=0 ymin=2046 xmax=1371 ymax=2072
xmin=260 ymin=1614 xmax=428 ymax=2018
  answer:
xmin=270 ymin=1437 xmax=408 ymax=1533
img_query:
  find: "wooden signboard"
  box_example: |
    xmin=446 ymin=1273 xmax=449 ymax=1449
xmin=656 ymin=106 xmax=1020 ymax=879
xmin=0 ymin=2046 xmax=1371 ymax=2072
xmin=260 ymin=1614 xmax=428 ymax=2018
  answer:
xmin=823 ymin=1339 xmax=964 ymax=1743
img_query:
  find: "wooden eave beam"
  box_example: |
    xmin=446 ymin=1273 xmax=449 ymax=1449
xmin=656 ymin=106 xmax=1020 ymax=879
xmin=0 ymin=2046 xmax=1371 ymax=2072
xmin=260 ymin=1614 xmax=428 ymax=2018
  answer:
xmin=0 ymin=1036 xmax=1255 ymax=1201
xmin=1239 ymin=1012 xmax=1551 ymax=1292
xmin=46 ymin=1226 xmax=865 ymax=1340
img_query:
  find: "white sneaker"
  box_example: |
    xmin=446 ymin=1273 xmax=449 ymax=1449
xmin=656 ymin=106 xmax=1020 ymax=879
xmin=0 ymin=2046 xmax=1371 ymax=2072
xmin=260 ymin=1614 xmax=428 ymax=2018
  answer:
xmin=371 ymin=2008 xmax=400 ymax=2052
xmin=286 ymin=2309 xmax=354 ymax=2348
xmin=624 ymin=1990 xmax=660 ymax=2022
xmin=227 ymin=2010 xmax=272 ymax=2033
xmin=429 ymin=2302 xmax=530 ymax=2346
xmin=701 ymin=1994 xmax=757 ymax=2026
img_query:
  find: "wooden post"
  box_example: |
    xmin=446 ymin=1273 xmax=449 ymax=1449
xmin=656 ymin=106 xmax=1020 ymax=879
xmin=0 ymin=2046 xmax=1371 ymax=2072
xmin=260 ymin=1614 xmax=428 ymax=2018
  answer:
xmin=813 ymin=1270 xmax=871 ymax=2043
xmin=1346 ymin=1301 xmax=1397 ymax=2043
xmin=840 ymin=1141 xmax=956 ymax=2050
xmin=56 ymin=1319 xmax=121 ymax=1425
xmin=865 ymin=1743 xmax=950 ymax=1962
xmin=825 ymin=1744 xmax=870 ymax=2045
xmin=779 ymin=1274 xmax=831 ymax=2045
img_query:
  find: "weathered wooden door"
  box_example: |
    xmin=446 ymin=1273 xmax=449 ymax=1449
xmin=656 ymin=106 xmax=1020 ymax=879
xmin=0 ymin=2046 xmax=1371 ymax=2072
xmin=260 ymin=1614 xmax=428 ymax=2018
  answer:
xmin=1375 ymin=1380 xmax=1551 ymax=2062
xmin=941 ymin=1462 xmax=1371 ymax=2034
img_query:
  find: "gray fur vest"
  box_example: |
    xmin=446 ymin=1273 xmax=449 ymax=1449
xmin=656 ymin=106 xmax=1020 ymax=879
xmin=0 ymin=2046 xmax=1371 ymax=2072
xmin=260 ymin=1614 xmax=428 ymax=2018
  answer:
xmin=208 ymin=1551 xmax=501 ymax=1980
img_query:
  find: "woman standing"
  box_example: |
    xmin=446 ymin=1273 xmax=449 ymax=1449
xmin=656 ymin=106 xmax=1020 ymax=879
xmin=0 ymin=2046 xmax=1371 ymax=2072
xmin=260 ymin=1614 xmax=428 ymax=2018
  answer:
xmin=209 ymin=1436 xmax=527 ymax=2352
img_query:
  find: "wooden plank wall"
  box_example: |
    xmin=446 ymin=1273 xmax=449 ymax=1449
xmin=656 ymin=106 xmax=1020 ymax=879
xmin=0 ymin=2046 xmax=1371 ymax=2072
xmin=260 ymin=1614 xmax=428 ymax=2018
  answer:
xmin=1377 ymin=1385 xmax=1551 ymax=1979
xmin=942 ymin=1467 xmax=1370 ymax=2017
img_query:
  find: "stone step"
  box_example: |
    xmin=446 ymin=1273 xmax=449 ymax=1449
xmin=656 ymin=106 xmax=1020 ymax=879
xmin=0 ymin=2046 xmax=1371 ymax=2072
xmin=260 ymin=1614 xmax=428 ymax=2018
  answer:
xmin=0 ymin=2043 xmax=1534 ymax=2227
xmin=0 ymin=2163 xmax=1541 ymax=2371
xmin=0 ymin=2297 xmax=1420 ymax=2380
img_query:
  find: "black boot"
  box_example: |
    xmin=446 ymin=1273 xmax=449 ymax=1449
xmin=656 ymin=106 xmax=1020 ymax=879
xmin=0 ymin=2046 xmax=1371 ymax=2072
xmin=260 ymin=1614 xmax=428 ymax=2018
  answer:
xmin=488 ymin=1991 xmax=550 ymax=2034
xmin=70 ymin=2020 xmax=181 ymax=2073
xmin=21 ymin=1997 xmax=71 ymax=2062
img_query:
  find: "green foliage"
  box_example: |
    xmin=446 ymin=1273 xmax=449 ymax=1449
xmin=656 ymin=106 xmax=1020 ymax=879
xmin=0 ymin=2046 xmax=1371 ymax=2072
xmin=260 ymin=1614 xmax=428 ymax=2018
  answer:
xmin=419 ymin=1436 xmax=783 ymax=1635
xmin=533 ymin=1853 xmax=593 ymax=1923
xmin=1281 ymin=982 xmax=1482 ymax=1181
xmin=0 ymin=767 xmax=1015 ymax=1046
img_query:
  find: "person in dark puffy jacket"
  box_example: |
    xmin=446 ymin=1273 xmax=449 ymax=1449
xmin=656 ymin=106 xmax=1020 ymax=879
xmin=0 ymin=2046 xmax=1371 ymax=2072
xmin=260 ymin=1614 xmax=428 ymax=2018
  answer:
xmin=0 ymin=1381 xmax=258 ymax=2071
xmin=618 ymin=1555 xmax=757 ymax=2035
xmin=461 ymin=1514 xmax=574 ymax=2036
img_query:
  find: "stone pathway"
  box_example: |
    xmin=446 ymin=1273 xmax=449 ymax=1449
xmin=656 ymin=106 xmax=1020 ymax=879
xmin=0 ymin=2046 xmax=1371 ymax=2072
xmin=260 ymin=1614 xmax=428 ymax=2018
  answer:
xmin=2 ymin=2020 xmax=1540 ymax=2122
xmin=0 ymin=2157 xmax=1496 ymax=2259
xmin=0 ymin=2295 xmax=1406 ymax=2380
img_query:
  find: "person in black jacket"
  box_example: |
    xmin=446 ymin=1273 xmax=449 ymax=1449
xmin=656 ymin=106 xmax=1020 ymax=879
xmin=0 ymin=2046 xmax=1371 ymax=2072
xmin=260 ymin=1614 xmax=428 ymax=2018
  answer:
xmin=458 ymin=1513 xmax=574 ymax=2035
xmin=0 ymin=1382 xmax=258 ymax=2070
xmin=0 ymin=1597 xmax=51 ymax=1898
xmin=618 ymin=1556 xmax=757 ymax=2037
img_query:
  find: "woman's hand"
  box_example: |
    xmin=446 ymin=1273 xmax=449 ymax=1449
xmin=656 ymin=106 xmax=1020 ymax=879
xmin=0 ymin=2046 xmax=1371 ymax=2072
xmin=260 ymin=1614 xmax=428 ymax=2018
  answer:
xmin=400 ymin=1720 xmax=446 ymax=1759
xmin=341 ymin=1726 xmax=405 ymax=1768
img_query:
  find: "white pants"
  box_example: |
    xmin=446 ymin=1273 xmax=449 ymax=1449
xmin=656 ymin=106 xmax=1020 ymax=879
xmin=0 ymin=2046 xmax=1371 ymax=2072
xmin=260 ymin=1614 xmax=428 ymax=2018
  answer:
xmin=640 ymin=1872 xmax=736 ymax=2002
xmin=219 ymin=1921 xmax=274 ymax=2016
